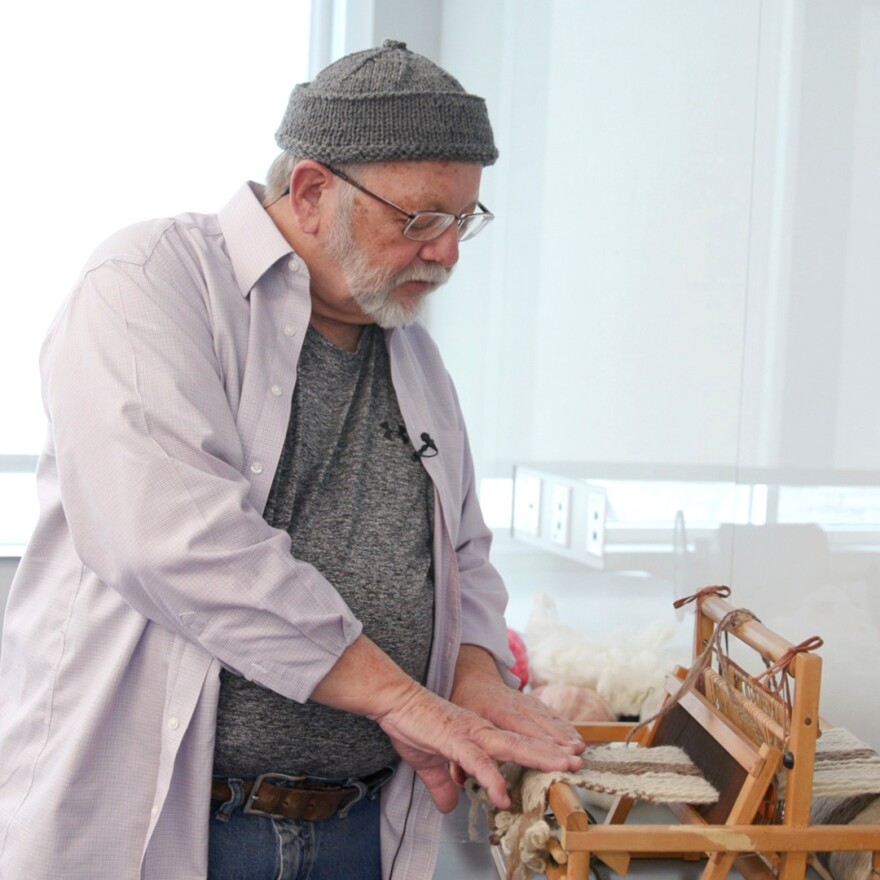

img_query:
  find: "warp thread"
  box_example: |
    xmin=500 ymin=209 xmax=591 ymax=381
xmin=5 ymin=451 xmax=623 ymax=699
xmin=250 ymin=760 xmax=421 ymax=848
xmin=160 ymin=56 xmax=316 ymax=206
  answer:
xmin=624 ymin=604 xmax=759 ymax=745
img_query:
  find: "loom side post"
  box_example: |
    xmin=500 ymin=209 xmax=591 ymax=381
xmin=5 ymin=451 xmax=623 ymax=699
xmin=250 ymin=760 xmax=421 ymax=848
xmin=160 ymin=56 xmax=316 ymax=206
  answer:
xmin=548 ymin=781 xmax=631 ymax=876
xmin=777 ymin=650 xmax=822 ymax=880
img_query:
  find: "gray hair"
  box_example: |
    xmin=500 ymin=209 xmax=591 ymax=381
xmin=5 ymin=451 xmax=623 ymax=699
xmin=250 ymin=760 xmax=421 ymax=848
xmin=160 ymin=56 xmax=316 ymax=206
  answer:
xmin=264 ymin=152 xmax=299 ymax=204
xmin=264 ymin=153 xmax=360 ymax=210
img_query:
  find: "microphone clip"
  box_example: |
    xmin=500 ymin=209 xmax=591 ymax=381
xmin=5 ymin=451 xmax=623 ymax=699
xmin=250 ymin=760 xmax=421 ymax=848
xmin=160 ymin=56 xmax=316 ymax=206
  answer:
xmin=412 ymin=432 xmax=438 ymax=461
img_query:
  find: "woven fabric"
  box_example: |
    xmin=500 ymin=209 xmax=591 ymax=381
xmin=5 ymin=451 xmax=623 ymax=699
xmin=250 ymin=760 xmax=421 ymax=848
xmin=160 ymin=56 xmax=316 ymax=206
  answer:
xmin=813 ymin=728 xmax=880 ymax=796
xmin=783 ymin=726 xmax=880 ymax=879
xmin=777 ymin=728 xmax=880 ymax=799
xmin=468 ymin=745 xmax=718 ymax=880
xmin=812 ymin=794 xmax=880 ymax=879
xmin=521 ymin=744 xmax=719 ymax=812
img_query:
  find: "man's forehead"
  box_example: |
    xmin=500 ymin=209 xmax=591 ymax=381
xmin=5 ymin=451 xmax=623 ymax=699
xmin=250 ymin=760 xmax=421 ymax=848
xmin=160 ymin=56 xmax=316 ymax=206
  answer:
xmin=359 ymin=159 xmax=483 ymax=195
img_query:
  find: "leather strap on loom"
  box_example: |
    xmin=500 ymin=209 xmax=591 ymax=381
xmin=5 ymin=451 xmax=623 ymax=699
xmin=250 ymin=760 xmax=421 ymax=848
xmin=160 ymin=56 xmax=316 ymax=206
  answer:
xmin=673 ymin=584 xmax=732 ymax=611
xmin=754 ymin=635 xmax=824 ymax=694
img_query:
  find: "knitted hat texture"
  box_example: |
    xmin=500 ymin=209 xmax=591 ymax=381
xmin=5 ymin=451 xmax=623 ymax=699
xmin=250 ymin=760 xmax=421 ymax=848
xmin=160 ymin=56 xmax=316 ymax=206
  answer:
xmin=275 ymin=39 xmax=498 ymax=166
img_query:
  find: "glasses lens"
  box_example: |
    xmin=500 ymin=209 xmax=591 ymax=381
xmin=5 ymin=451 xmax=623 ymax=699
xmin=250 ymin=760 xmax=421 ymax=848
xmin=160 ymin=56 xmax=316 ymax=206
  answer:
xmin=458 ymin=212 xmax=494 ymax=242
xmin=404 ymin=212 xmax=455 ymax=241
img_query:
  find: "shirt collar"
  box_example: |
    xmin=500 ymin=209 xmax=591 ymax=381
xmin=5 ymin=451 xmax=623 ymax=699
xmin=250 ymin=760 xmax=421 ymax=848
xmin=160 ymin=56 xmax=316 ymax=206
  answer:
xmin=218 ymin=181 xmax=295 ymax=297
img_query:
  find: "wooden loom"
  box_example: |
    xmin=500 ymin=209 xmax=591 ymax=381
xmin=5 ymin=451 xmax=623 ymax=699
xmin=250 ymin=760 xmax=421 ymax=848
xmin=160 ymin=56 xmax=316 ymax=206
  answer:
xmin=535 ymin=588 xmax=880 ymax=880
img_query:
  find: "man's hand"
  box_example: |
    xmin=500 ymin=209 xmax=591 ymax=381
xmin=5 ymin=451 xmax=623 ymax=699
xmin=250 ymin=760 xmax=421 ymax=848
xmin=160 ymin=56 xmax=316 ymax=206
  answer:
xmin=371 ymin=678 xmax=583 ymax=813
xmin=309 ymin=635 xmax=584 ymax=814
xmin=450 ymin=644 xmax=586 ymax=752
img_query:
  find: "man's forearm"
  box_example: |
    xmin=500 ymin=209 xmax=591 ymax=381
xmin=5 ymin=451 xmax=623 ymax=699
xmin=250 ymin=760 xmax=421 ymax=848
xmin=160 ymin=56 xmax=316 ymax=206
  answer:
xmin=308 ymin=633 xmax=419 ymax=720
xmin=453 ymin=643 xmax=508 ymax=694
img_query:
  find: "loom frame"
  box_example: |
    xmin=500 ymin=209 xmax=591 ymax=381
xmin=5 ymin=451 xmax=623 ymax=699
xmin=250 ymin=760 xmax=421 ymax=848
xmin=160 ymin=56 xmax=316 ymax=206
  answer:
xmin=540 ymin=593 xmax=880 ymax=880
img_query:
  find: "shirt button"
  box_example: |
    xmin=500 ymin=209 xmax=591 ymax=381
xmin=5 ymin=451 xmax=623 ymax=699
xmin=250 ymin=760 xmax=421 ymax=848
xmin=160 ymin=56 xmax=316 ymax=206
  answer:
xmin=168 ymin=717 xmax=180 ymax=731
xmin=288 ymin=256 xmax=301 ymax=272
xmin=282 ymin=325 xmax=296 ymax=337
xmin=250 ymin=462 xmax=263 ymax=475
xmin=151 ymin=805 xmax=159 ymax=818
xmin=270 ymin=384 xmax=283 ymax=397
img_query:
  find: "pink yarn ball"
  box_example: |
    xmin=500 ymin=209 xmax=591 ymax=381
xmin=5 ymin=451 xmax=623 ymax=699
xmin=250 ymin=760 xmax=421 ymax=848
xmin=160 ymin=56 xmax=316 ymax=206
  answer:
xmin=507 ymin=628 xmax=529 ymax=690
xmin=530 ymin=682 xmax=615 ymax=723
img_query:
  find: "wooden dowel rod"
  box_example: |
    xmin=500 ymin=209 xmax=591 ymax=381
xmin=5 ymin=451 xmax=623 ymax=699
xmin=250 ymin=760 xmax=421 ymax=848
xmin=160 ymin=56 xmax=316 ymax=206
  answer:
xmin=561 ymin=824 xmax=880 ymax=853
xmin=699 ymin=596 xmax=807 ymax=666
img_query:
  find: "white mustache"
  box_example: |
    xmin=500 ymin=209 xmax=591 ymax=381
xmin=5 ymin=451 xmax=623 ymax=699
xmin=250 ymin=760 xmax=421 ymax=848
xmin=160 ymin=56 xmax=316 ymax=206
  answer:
xmin=394 ymin=264 xmax=451 ymax=286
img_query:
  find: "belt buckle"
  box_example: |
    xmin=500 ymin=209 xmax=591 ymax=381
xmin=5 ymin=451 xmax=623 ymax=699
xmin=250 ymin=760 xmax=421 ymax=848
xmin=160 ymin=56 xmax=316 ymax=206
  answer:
xmin=242 ymin=768 xmax=392 ymax=821
xmin=243 ymin=772 xmax=308 ymax=819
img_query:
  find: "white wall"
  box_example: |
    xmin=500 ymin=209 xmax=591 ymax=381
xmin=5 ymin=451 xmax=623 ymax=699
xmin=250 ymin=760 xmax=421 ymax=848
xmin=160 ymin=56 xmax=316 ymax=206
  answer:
xmin=418 ymin=0 xmax=880 ymax=743
xmin=433 ymin=0 xmax=880 ymax=473
xmin=535 ymin=3 xmax=756 ymax=464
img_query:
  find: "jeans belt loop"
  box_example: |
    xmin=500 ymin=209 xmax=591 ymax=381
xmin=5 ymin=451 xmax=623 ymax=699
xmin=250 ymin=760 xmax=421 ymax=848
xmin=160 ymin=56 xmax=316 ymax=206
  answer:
xmin=214 ymin=777 xmax=245 ymax=823
xmin=336 ymin=779 xmax=367 ymax=819
xmin=364 ymin=765 xmax=395 ymax=799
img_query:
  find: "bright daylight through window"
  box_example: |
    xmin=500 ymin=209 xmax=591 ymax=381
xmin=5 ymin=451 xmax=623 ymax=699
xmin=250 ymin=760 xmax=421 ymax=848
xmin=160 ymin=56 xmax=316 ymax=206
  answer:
xmin=0 ymin=0 xmax=311 ymax=553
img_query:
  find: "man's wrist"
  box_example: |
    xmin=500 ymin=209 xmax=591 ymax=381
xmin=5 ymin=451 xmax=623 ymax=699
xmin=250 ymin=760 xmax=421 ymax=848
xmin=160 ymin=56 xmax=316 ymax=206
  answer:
xmin=309 ymin=634 xmax=419 ymax=719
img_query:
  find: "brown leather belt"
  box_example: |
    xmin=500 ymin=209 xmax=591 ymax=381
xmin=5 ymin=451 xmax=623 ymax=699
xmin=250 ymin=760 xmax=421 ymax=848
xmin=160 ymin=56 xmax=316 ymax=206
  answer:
xmin=211 ymin=767 xmax=394 ymax=822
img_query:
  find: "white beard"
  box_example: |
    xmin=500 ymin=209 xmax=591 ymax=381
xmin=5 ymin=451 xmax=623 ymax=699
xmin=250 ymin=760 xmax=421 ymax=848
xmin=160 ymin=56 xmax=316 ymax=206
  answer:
xmin=326 ymin=211 xmax=453 ymax=328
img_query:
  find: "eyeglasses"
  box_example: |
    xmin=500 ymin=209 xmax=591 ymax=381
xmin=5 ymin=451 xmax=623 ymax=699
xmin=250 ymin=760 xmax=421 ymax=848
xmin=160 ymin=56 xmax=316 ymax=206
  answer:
xmin=325 ymin=164 xmax=494 ymax=242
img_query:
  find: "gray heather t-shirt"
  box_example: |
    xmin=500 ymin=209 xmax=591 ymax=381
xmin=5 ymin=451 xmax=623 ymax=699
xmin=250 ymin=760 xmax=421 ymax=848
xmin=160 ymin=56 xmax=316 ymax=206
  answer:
xmin=213 ymin=324 xmax=435 ymax=778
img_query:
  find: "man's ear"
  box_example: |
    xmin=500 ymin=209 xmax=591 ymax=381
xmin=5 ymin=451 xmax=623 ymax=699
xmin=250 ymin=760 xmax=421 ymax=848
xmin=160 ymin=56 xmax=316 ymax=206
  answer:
xmin=288 ymin=160 xmax=334 ymax=235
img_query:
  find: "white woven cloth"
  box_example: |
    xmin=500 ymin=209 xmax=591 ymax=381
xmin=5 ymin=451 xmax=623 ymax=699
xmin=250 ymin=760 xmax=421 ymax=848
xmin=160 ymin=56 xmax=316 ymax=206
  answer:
xmin=470 ymin=744 xmax=718 ymax=880
xmin=521 ymin=744 xmax=719 ymax=812
xmin=794 ymin=728 xmax=880 ymax=798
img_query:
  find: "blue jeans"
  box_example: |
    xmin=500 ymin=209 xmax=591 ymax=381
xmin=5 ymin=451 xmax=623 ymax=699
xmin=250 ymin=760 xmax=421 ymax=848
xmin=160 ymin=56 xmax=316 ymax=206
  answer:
xmin=208 ymin=781 xmax=382 ymax=880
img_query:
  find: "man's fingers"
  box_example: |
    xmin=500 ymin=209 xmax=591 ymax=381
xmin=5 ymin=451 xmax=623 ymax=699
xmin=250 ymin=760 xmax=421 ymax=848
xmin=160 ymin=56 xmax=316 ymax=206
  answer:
xmin=450 ymin=675 xmax=585 ymax=754
xmin=414 ymin=763 xmax=462 ymax=813
xmin=449 ymin=762 xmax=467 ymax=786
xmin=485 ymin=694 xmax=585 ymax=750
xmin=444 ymin=728 xmax=578 ymax=809
xmin=378 ymin=683 xmax=580 ymax=811
xmin=465 ymin=725 xmax=584 ymax=776
xmin=389 ymin=737 xmax=510 ymax=812
xmin=519 ymin=710 xmax=584 ymax=751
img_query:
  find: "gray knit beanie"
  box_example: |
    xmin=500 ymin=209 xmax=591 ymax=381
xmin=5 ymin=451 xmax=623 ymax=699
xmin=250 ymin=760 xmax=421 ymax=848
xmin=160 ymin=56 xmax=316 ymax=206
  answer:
xmin=275 ymin=39 xmax=498 ymax=166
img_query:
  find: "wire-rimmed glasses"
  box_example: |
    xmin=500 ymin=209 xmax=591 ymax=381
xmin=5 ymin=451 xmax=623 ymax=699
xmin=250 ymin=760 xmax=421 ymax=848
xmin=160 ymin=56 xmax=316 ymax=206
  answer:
xmin=326 ymin=164 xmax=494 ymax=242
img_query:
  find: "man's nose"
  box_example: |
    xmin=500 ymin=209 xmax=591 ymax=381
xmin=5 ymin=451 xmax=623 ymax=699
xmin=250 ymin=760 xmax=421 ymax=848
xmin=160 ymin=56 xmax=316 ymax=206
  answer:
xmin=417 ymin=224 xmax=460 ymax=268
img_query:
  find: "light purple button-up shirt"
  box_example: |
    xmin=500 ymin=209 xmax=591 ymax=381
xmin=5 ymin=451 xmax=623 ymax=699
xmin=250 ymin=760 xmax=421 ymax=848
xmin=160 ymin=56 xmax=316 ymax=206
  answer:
xmin=0 ymin=182 xmax=513 ymax=879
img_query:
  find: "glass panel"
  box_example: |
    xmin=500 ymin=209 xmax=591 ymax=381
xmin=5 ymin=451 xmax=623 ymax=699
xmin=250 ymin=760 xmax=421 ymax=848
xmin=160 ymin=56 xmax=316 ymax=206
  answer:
xmin=0 ymin=0 xmax=312 ymax=456
xmin=0 ymin=473 xmax=39 ymax=556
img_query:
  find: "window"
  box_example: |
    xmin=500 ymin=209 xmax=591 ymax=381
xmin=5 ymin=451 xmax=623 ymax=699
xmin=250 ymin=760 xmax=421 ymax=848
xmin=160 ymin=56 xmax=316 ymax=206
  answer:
xmin=0 ymin=0 xmax=312 ymax=553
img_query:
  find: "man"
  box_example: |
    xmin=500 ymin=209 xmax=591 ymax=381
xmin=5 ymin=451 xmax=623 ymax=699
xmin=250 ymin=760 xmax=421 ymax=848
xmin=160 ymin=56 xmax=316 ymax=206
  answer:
xmin=0 ymin=40 xmax=583 ymax=879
